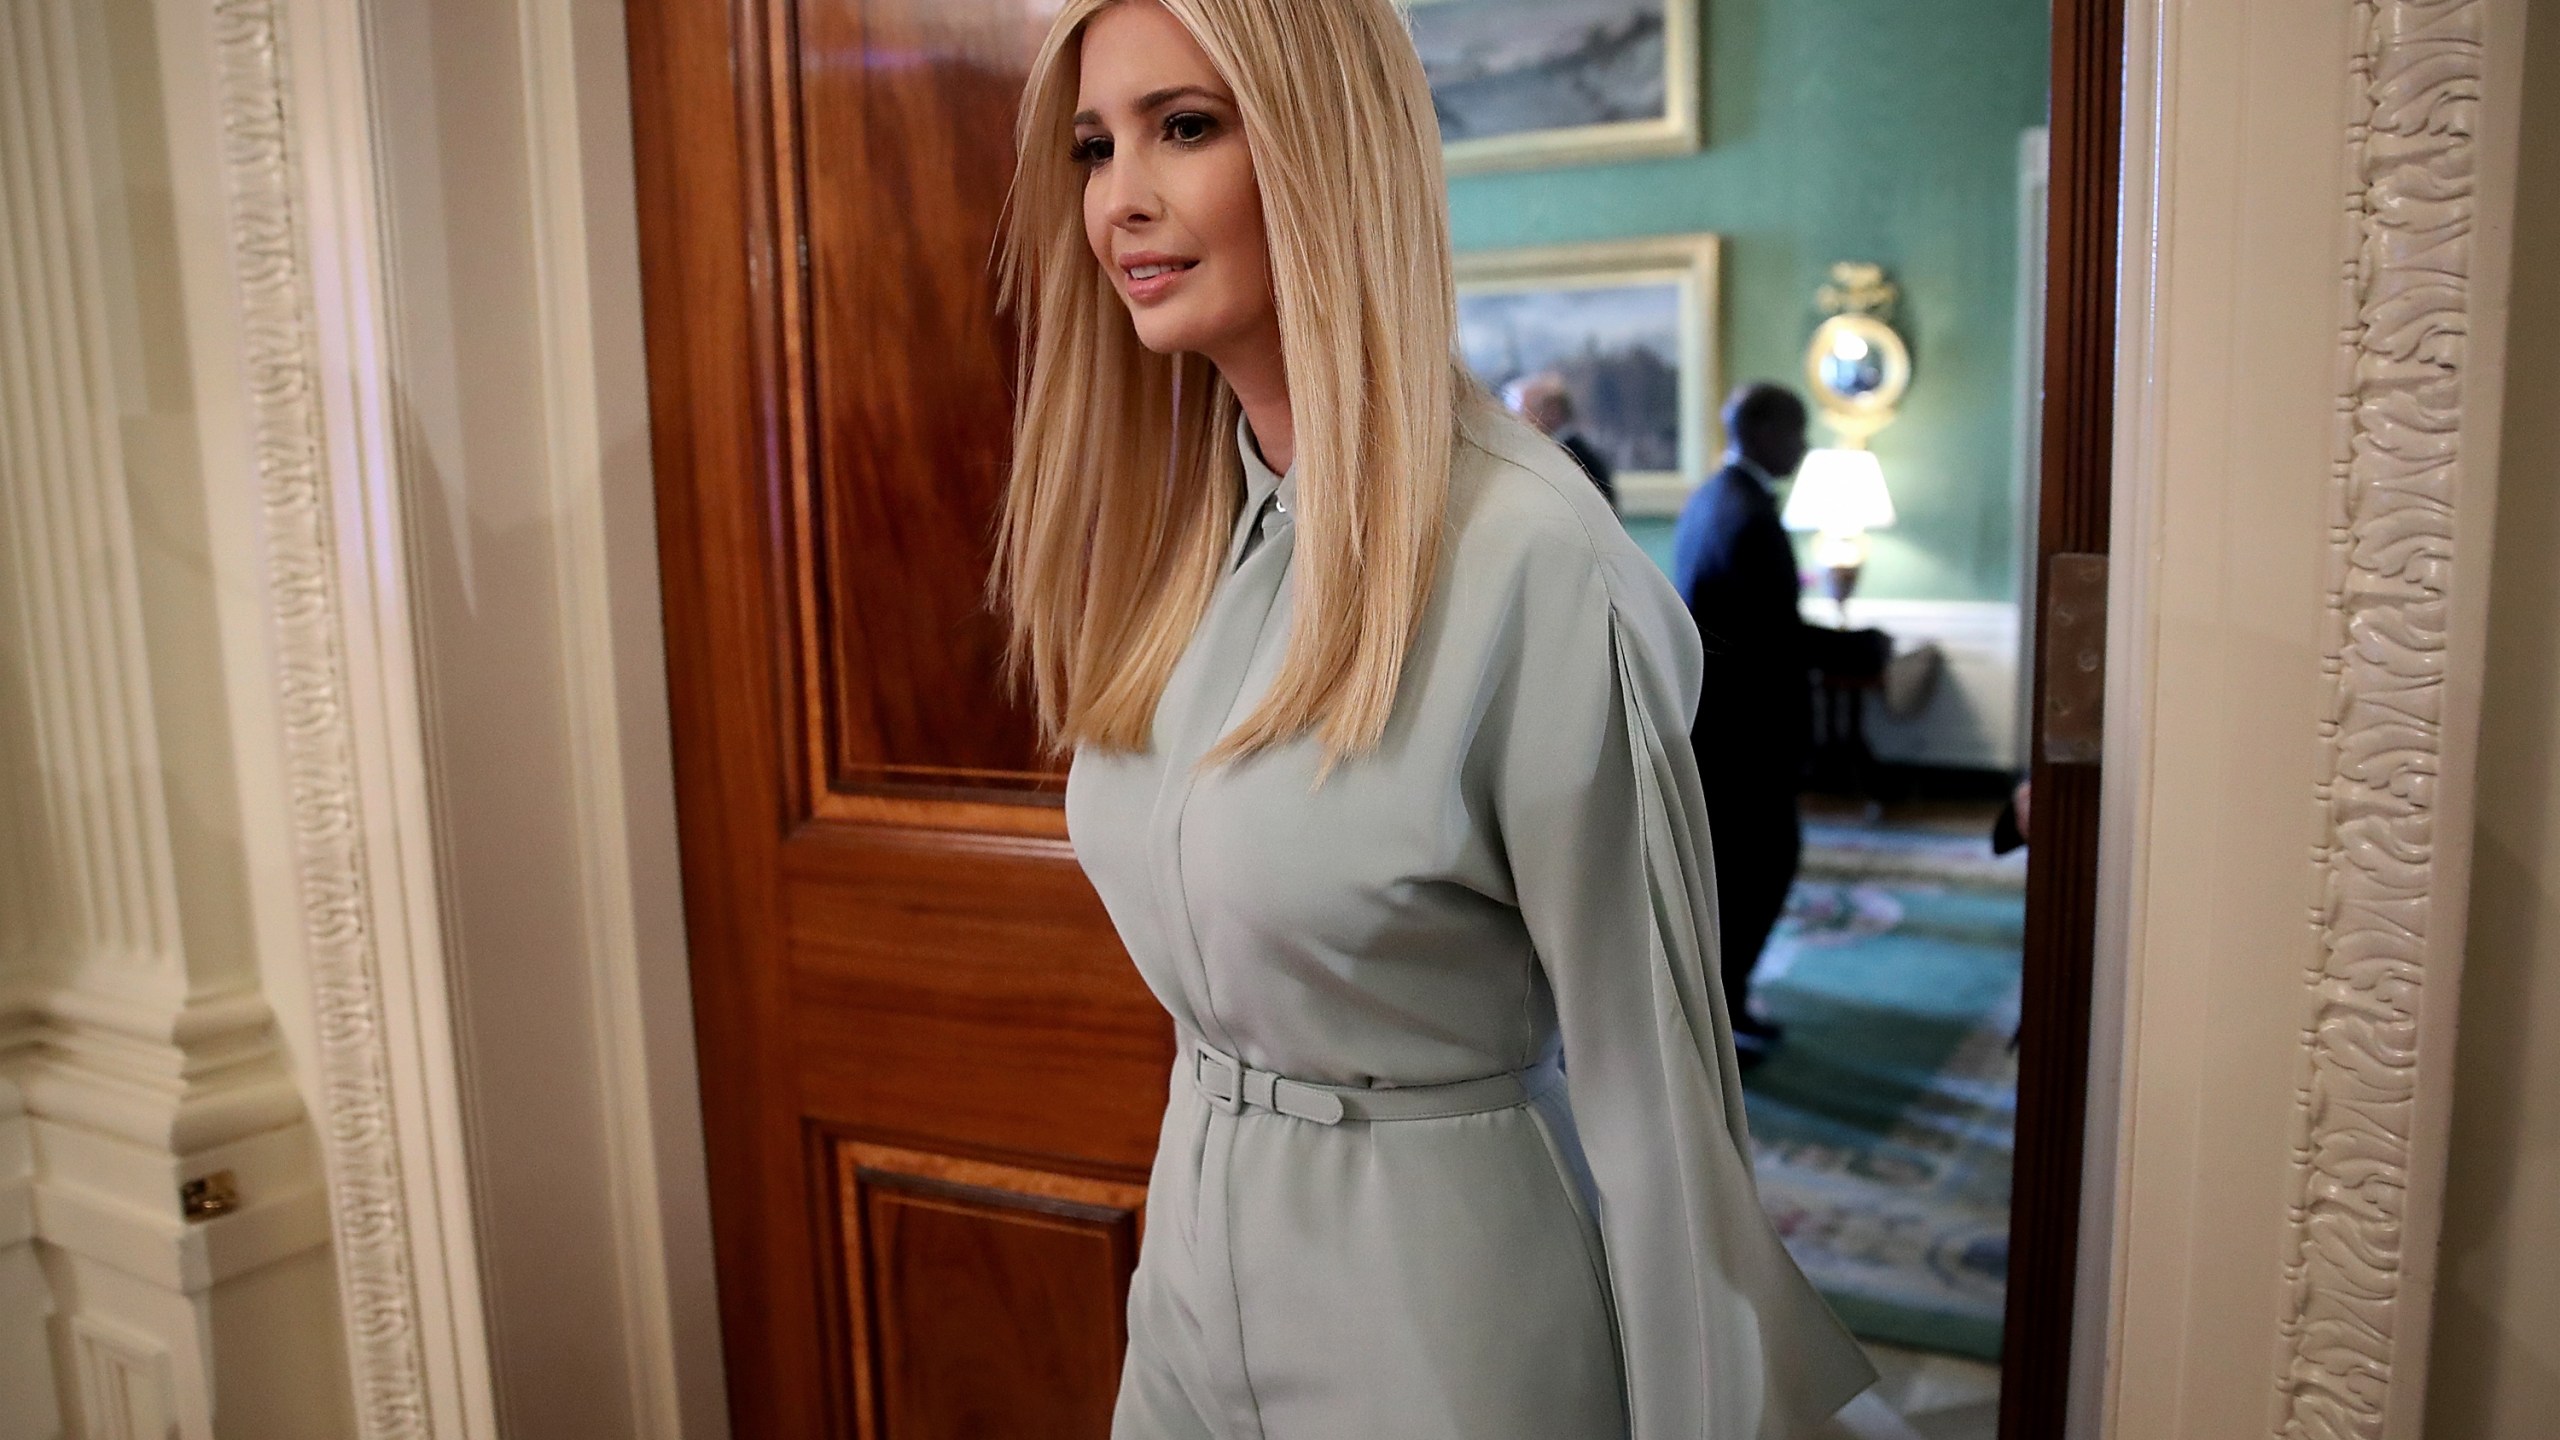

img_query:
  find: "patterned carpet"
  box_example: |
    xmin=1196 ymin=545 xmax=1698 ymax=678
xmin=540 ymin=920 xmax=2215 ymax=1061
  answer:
xmin=1742 ymin=833 xmax=2024 ymax=1363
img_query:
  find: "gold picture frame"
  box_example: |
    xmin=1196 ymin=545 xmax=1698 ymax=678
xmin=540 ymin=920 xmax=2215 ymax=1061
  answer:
xmin=1404 ymin=0 xmax=1704 ymax=177
xmin=1454 ymin=234 xmax=1724 ymax=517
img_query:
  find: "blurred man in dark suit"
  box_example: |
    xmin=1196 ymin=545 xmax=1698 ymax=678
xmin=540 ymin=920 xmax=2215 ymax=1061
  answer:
xmin=1505 ymin=372 xmax=1616 ymax=510
xmin=1671 ymin=383 xmax=1888 ymax=1063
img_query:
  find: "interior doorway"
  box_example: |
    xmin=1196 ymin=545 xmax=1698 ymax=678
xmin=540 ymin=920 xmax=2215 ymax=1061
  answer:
xmin=623 ymin=0 xmax=2123 ymax=1434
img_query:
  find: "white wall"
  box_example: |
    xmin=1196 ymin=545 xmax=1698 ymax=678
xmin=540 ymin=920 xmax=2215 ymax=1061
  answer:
xmin=361 ymin=0 xmax=726 ymax=1434
xmin=2426 ymin=4 xmax=2560 ymax=1431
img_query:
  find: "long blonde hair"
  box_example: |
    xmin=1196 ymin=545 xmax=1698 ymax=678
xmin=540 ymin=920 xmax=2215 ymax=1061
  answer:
xmin=993 ymin=0 xmax=1466 ymax=768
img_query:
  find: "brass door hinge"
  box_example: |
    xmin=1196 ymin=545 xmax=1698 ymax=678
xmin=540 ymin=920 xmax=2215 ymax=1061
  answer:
xmin=2040 ymin=552 xmax=2107 ymax=765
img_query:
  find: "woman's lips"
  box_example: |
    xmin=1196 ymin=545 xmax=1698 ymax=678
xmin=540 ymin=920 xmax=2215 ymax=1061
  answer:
xmin=1122 ymin=259 xmax=1197 ymax=304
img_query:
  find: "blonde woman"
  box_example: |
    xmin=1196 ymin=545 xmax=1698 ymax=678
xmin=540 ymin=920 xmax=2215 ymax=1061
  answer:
xmin=996 ymin=1 xmax=1875 ymax=1434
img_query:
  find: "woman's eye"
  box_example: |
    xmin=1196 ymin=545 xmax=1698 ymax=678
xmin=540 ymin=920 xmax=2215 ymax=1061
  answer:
xmin=1071 ymin=134 xmax=1112 ymax=168
xmin=1164 ymin=111 xmax=1217 ymax=145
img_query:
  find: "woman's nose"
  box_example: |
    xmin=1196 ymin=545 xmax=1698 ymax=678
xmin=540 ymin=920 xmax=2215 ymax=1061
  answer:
xmin=1101 ymin=151 xmax=1158 ymax=229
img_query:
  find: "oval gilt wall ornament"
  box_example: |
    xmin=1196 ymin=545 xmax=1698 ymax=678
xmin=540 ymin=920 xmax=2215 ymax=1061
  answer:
xmin=1804 ymin=262 xmax=1911 ymax=445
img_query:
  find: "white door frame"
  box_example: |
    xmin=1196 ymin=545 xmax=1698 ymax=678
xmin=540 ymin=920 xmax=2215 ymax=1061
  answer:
xmin=157 ymin=0 xmax=2527 ymax=1434
xmin=2088 ymin=0 xmax=2522 ymax=1435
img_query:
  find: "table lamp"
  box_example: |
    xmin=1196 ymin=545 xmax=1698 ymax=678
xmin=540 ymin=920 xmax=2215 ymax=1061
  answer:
xmin=1781 ymin=446 xmax=1896 ymax=625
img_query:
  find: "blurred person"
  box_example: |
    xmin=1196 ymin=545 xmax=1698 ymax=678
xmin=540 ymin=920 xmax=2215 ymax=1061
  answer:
xmin=1670 ymin=382 xmax=1888 ymax=1063
xmin=1503 ymin=371 xmax=1616 ymax=508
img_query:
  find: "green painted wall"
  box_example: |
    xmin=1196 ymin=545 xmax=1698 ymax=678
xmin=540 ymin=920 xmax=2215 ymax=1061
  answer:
xmin=1448 ymin=0 xmax=2050 ymax=602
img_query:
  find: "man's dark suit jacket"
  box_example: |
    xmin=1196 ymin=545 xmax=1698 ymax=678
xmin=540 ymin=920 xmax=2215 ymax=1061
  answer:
xmin=1670 ymin=461 xmax=1813 ymax=785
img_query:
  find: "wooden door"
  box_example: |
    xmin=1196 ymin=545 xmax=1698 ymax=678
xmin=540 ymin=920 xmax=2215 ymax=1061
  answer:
xmin=625 ymin=1 xmax=1168 ymax=1434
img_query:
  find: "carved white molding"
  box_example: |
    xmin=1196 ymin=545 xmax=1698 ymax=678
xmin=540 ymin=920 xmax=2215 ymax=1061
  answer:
xmin=16 ymin=987 xmax=324 ymax=1282
xmin=0 ymin=0 xmax=185 ymax=989
xmin=24 ymin=988 xmax=301 ymax=1154
xmin=0 ymin=988 xmax=332 ymax=1435
xmin=203 ymin=1 xmax=488 ymax=1434
xmin=2278 ymin=1 xmax=2485 ymax=1435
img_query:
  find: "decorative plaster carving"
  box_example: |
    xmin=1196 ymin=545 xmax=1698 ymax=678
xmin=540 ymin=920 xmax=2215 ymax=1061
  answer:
xmin=2278 ymin=1 xmax=2482 ymax=1434
xmin=207 ymin=2 xmax=433 ymax=1434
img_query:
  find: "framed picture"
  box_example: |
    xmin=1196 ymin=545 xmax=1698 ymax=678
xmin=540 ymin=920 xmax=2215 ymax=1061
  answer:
xmin=1403 ymin=0 xmax=1702 ymax=175
xmin=1455 ymin=234 xmax=1722 ymax=517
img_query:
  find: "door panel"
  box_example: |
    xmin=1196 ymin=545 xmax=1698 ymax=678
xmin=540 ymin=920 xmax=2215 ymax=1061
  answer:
xmin=792 ymin=0 xmax=1052 ymax=801
xmin=628 ymin=0 xmax=1160 ymax=1434
xmin=786 ymin=831 xmax=1168 ymax=1169
xmin=835 ymin=1144 xmax=1146 ymax=1437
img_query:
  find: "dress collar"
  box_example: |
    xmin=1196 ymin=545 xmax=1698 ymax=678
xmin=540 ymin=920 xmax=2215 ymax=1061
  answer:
xmin=1228 ymin=416 xmax=1299 ymax=573
xmin=1237 ymin=414 xmax=1298 ymax=520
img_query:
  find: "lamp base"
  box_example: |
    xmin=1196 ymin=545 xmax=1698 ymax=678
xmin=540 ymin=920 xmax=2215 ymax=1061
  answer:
xmin=1823 ymin=563 xmax=1862 ymax=628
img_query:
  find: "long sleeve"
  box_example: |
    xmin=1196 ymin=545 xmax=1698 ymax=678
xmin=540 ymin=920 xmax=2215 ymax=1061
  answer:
xmin=1487 ymin=534 xmax=1875 ymax=1438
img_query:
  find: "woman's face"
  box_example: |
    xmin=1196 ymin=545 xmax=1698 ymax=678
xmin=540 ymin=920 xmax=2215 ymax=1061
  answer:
xmin=1073 ymin=2 xmax=1278 ymax=366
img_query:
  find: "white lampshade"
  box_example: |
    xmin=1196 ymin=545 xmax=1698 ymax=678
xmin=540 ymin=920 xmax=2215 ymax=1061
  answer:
xmin=1781 ymin=447 xmax=1897 ymax=533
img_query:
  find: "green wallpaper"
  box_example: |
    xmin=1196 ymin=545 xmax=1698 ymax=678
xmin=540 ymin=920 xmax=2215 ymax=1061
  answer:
xmin=1448 ymin=0 xmax=2050 ymax=601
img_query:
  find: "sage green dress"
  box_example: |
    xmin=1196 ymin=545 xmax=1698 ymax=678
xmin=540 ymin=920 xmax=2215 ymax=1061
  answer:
xmin=1066 ymin=405 xmax=1876 ymax=1440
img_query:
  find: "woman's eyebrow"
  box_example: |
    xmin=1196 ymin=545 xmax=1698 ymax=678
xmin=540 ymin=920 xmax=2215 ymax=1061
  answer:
xmin=1071 ymin=84 xmax=1232 ymax=127
xmin=1137 ymin=83 xmax=1228 ymax=112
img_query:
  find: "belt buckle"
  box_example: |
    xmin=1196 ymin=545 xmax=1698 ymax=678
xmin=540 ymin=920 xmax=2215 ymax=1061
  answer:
xmin=1194 ymin=1043 xmax=1244 ymax=1114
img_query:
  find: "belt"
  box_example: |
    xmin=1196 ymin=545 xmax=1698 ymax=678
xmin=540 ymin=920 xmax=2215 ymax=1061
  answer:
xmin=1184 ymin=1036 xmax=1560 ymax=1126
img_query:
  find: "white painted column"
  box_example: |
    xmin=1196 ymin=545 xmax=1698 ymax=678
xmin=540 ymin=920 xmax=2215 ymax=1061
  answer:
xmin=0 ymin=0 xmax=349 ymax=1434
